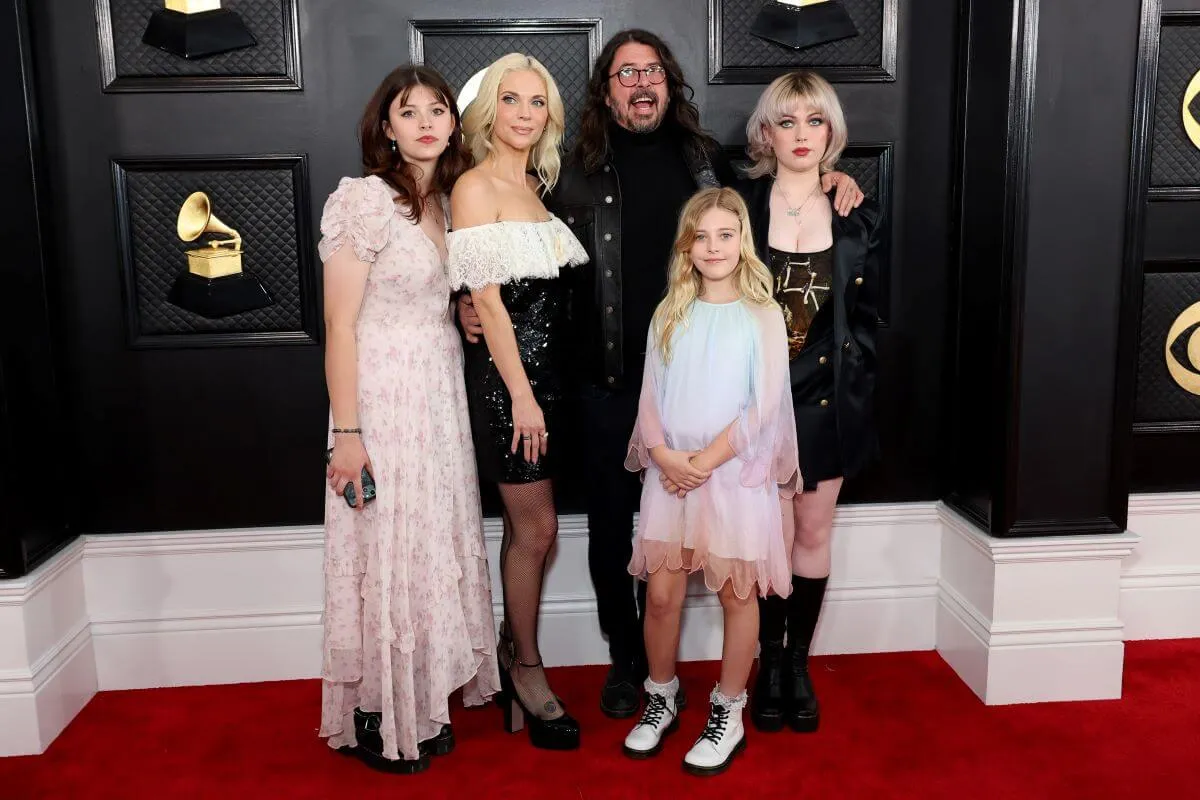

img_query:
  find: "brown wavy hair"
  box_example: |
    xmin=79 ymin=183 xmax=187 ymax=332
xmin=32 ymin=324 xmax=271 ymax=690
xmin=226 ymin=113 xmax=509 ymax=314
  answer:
xmin=574 ymin=29 xmax=720 ymax=173
xmin=358 ymin=65 xmax=471 ymax=223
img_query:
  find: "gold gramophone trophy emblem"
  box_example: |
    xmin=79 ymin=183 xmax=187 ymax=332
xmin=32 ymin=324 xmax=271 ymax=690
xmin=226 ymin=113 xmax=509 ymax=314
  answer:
xmin=167 ymin=191 xmax=273 ymax=319
xmin=178 ymin=191 xmax=243 ymax=277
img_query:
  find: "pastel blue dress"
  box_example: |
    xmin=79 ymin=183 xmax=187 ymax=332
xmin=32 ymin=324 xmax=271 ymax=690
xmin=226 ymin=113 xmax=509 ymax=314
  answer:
xmin=626 ymin=298 xmax=801 ymax=599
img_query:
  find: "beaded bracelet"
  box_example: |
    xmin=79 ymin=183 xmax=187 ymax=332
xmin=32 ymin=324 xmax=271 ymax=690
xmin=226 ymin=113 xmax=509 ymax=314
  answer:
xmin=332 ymin=427 xmax=362 ymax=435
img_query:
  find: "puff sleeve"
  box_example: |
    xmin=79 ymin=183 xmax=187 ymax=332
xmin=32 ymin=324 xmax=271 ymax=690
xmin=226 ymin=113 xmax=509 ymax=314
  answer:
xmin=316 ymin=176 xmax=394 ymax=264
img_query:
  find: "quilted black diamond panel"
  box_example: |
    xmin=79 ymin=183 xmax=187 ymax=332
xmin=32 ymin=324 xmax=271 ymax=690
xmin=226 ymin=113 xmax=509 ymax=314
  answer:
xmin=710 ymin=0 xmax=897 ymax=84
xmin=112 ymin=156 xmax=318 ymax=348
xmin=411 ymin=19 xmax=600 ymax=149
xmin=1134 ymin=269 xmax=1200 ymax=427
xmin=96 ymin=0 xmax=302 ymax=92
xmin=1151 ymin=21 xmax=1200 ymax=187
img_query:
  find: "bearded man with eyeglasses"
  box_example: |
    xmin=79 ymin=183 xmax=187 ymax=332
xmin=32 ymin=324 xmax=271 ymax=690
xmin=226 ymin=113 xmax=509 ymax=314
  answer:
xmin=458 ymin=28 xmax=863 ymax=719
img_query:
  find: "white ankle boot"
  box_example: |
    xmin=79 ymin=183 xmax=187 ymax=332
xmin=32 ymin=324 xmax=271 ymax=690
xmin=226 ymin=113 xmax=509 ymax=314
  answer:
xmin=683 ymin=686 xmax=746 ymax=776
xmin=622 ymin=677 xmax=680 ymax=758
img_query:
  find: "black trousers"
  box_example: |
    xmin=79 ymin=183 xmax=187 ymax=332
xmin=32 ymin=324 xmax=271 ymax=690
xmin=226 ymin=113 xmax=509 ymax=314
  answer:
xmin=579 ymin=381 xmax=647 ymax=668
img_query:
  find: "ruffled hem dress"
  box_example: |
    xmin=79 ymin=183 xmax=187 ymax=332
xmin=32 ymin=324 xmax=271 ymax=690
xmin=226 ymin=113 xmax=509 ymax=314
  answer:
xmin=625 ymin=299 xmax=801 ymax=600
xmin=316 ymin=175 xmax=500 ymax=762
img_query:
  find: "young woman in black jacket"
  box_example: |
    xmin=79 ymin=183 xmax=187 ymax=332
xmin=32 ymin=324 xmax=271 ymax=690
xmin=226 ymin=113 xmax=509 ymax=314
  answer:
xmin=736 ymin=70 xmax=886 ymax=734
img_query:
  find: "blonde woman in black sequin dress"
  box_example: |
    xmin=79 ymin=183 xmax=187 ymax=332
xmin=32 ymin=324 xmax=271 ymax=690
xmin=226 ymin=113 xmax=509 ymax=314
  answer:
xmin=447 ymin=53 xmax=588 ymax=751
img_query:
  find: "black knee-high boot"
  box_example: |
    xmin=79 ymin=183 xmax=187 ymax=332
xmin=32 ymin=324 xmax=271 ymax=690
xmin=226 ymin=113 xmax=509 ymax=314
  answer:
xmin=750 ymin=595 xmax=788 ymax=731
xmin=785 ymin=575 xmax=828 ymax=732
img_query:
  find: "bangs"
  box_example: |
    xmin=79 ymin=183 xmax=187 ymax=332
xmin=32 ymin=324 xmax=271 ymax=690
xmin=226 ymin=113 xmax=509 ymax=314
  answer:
xmin=764 ymin=74 xmax=835 ymax=127
xmin=396 ymin=80 xmax=452 ymax=113
xmin=743 ymin=70 xmax=847 ymax=178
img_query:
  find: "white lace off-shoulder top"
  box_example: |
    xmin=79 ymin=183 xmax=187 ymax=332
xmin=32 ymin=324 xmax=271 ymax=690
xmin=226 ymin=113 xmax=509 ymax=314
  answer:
xmin=446 ymin=217 xmax=589 ymax=292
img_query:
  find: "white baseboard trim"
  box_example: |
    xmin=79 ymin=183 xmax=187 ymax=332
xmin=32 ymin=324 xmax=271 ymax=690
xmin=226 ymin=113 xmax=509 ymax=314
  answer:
xmin=76 ymin=503 xmax=940 ymax=684
xmin=1122 ymin=492 xmax=1200 ymax=641
xmin=5 ymin=493 xmax=1200 ymax=755
xmin=936 ymin=508 xmax=1137 ymax=705
xmin=0 ymin=541 xmax=97 ymax=757
xmin=93 ymin=612 xmax=323 ymax=691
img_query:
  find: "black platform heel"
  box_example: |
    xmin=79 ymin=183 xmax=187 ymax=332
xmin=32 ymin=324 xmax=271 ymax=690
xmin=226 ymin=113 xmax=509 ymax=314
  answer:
xmin=497 ymin=659 xmax=581 ymax=750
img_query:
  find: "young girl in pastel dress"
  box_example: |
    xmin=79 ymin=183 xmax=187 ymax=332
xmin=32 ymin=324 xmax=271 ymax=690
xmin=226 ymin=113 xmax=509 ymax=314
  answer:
xmin=621 ymin=187 xmax=800 ymax=776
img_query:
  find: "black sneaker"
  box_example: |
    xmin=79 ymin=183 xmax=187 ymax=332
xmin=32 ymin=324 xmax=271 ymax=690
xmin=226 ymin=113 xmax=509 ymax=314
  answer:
xmin=600 ymin=664 xmax=640 ymax=719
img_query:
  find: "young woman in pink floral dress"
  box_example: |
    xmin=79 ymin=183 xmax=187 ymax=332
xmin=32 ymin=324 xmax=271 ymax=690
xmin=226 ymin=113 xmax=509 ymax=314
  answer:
xmin=317 ymin=65 xmax=499 ymax=774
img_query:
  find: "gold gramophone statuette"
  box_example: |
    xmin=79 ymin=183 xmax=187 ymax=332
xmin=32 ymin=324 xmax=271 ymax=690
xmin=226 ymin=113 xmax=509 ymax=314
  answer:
xmin=177 ymin=191 xmax=244 ymax=279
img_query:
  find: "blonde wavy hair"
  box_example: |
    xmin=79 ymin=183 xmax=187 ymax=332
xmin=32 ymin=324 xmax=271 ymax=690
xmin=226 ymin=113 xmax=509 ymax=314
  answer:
xmin=461 ymin=53 xmax=566 ymax=192
xmin=744 ymin=70 xmax=847 ymax=179
xmin=652 ymin=188 xmax=776 ymax=362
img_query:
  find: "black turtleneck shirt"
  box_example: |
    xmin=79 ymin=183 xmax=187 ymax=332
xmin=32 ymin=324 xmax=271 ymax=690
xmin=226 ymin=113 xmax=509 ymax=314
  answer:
xmin=607 ymin=121 xmax=697 ymax=380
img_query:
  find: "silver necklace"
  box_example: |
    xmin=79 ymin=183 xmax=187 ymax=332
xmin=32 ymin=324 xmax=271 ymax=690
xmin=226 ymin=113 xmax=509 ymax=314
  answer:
xmin=774 ymin=181 xmax=821 ymax=220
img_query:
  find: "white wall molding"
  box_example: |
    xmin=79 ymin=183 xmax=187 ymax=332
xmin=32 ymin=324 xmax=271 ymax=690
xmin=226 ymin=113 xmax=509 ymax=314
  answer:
xmin=937 ymin=506 xmax=1138 ymax=705
xmin=1121 ymin=492 xmax=1200 ymax=640
xmin=5 ymin=493 xmax=1200 ymax=756
xmin=0 ymin=539 xmax=85 ymax=605
xmin=0 ymin=541 xmax=96 ymax=757
xmin=83 ymin=526 xmax=323 ymax=557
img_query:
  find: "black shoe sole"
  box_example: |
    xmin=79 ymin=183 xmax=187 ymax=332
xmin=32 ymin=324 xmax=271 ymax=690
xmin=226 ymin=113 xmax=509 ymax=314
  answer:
xmin=682 ymin=735 xmax=746 ymax=777
xmin=622 ymin=717 xmax=679 ymax=760
xmin=528 ymin=727 xmax=582 ymax=750
xmin=750 ymin=709 xmax=786 ymax=733
xmin=420 ymin=726 xmax=455 ymax=757
xmin=338 ymin=744 xmax=432 ymax=774
xmin=788 ymin=713 xmax=820 ymax=733
xmin=601 ymin=699 xmax=640 ymax=720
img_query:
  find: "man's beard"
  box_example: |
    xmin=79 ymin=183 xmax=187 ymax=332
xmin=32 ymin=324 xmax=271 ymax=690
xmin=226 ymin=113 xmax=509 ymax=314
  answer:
xmin=611 ymin=89 xmax=667 ymax=133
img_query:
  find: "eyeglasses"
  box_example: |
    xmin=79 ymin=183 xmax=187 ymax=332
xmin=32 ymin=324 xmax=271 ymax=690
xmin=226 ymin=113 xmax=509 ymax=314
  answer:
xmin=610 ymin=65 xmax=667 ymax=88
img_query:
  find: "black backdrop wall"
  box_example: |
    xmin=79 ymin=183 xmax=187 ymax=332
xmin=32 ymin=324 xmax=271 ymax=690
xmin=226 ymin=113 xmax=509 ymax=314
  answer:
xmin=9 ymin=0 xmax=1190 ymax=575
xmin=12 ymin=0 xmax=956 ymax=546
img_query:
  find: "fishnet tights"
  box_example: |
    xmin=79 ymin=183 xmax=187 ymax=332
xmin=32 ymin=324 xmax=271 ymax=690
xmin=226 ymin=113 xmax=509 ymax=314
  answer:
xmin=497 ymin=479 xmax=563 ymax=720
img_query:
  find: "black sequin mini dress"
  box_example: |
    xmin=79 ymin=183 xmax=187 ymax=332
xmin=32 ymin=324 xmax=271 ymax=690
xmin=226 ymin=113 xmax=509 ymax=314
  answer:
xmin=447 ymin=217 xmax=589 ymax=484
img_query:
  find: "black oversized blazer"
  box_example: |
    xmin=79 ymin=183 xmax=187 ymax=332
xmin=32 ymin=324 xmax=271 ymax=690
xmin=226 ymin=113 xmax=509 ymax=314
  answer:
xmin=736 ymin=175 xmax=887 ymax=479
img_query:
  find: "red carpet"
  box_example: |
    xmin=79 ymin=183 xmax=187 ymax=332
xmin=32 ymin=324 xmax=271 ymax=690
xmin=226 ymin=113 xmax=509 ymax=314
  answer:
xmin=4 ymin=641 xmax=1199 ymax=799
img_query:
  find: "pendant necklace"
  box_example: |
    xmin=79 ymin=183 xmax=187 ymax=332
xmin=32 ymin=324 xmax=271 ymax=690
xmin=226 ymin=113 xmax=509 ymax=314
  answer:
xmin=775 ymin=180 xmax=822 ymax=252
xmin=775 ymin=180 xmax=821 ymax=220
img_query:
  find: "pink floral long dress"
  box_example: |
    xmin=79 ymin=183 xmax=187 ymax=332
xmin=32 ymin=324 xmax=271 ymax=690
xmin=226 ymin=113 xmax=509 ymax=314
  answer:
xmin=316 ymin=175 xmax=499 ymax=762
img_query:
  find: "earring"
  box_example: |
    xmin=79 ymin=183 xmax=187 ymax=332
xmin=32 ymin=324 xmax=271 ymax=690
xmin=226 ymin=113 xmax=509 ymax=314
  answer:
xmin=389 ymin=139 xmax=397 ymax=152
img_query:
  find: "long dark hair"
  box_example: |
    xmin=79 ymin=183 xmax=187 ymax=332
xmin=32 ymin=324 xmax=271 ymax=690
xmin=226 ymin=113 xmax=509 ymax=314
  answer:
xmin=575 ymin=29 xmax=720 ymax=173
xmin=358 ymin=65 xmax=471 ymax=223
